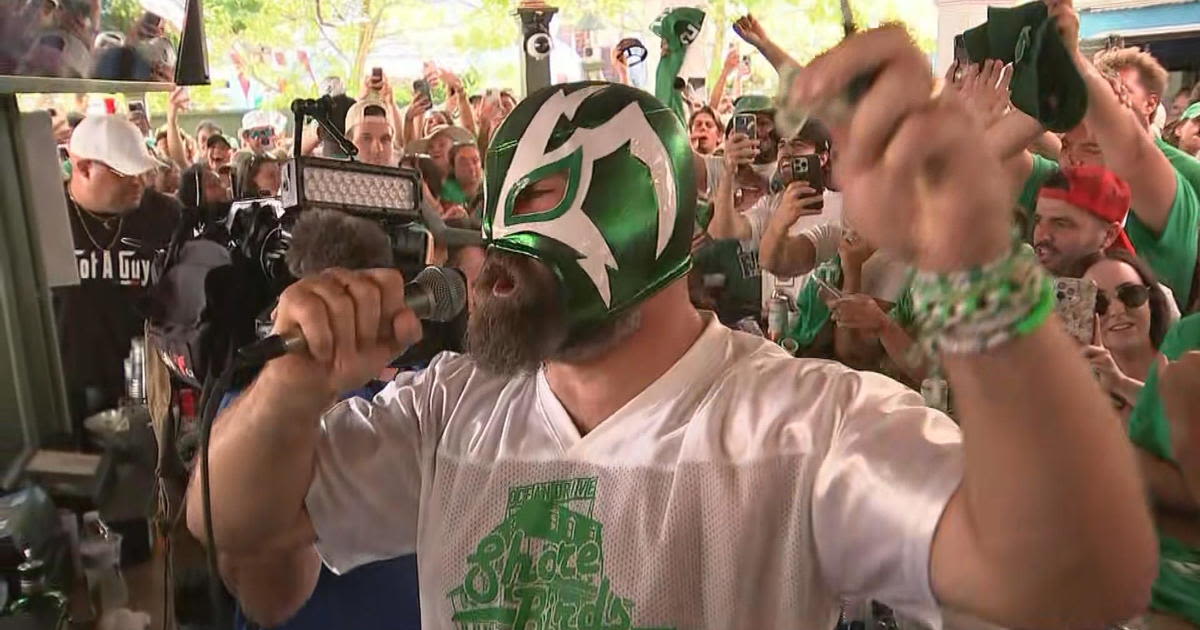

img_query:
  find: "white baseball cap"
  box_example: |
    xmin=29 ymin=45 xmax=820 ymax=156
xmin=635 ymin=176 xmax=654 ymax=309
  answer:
xmin=344 ymin=98 xmax=397 ymax=136
xmin=68 ymin=114 xmax=162 ymax=176
xmin=241 ymin=109 xmax=286 ymax=134
xmin=407 ymin=124 xmax=474 ymax=155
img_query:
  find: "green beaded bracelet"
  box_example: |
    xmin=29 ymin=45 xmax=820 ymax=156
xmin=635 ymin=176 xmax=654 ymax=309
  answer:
xmin=910 ymin=243 xmax=1052 ymax=356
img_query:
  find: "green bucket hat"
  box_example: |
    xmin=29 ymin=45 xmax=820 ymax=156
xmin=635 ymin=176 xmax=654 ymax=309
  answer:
xmin=962 ymin=1 xmax=1087 ymax=132
xmin=733 ymin=94 xmax=774 ymax=116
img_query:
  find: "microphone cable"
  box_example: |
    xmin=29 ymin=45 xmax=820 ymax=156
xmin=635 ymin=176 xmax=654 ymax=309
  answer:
xmin=197 ymin=354 xmax=246 ymax=630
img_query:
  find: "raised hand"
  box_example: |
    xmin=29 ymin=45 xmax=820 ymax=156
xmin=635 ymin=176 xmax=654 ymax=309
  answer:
xmin=958 ymin=60 xmax=1012 ymax=129
xmin=723 ymin=46 xmax=740 ymax=72
xmin=167 ymin=86 xmax=189 ymax=122
xmin=1045 ymin=0 xmax=1080 ymax=55
xmin=732 ymin=14 xmax=771 ymax=51
xmin=723 ymin=132 xmax=758 ymax=172
xmin=770 ymin=181 xmax=823 ymax=228
xmin=789 ymin=26 xmax=1011 ymax=272
xmin=440 ymin=69 xmax=464 ymax=94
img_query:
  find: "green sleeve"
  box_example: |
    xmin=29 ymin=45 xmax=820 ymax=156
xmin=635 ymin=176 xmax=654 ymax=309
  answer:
xmin=786 ymin=260 xmax=841 ymax=346
xmin=1126 ymin=171 xmax=1199 ymax=308
xmin=440 ymin=179 xmax=469 ymax=205
xmin=1128 ymin=314 xmax=1200 ymax=461
xmin=1016 ymin=154 xmax=1059 ymax=214
xmin=1156 ymin=136 xmax=1200 ymax=196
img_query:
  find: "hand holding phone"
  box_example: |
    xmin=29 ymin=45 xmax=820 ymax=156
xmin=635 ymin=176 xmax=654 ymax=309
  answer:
xmin=732 ymin=113 xmax=757 ymax=140
xmin=413 ymin=79 xmax=433 ymax=106
xmin=812 ymin=274 xmax=842 ymax=306
xmin=1054 ymin=278 xmax=1098 ymax=345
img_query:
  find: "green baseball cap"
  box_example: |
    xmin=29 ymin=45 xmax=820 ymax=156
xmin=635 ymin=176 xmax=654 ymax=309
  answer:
xmin=1181 ymin=102 xmax=1200 ymax=121
xmin=961 ymin=1 xmax=1087 ymax=132
xmin=733 ymin=94 xmax=774 ymax=116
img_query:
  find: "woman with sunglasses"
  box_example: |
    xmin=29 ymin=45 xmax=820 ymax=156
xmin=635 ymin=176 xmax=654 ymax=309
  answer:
xmin=1079 ymin=249 xmax=1175 ymax=415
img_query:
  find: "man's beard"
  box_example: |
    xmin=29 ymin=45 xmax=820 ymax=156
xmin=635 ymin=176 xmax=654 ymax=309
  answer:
xmin=466 ymin=250 xmax=642 ymax=376
xmin=1034 ymin=241 xmax=1092 ymax=277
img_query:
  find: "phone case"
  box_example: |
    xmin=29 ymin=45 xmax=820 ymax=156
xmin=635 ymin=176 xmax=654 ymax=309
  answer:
xmin=1053 ymin=278 xmax=1098 ymax=345
xmin=733 ymin=114 xmax=756 ymax=139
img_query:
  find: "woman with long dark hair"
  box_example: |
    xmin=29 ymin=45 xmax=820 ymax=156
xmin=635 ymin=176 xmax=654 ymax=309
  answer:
xmin=1079 ymin=249 xmax=1172 ymax=414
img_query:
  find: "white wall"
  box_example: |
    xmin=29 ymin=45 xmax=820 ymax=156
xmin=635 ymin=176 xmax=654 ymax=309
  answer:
xmin=933 ymin=0 xmax=1022 ymax=73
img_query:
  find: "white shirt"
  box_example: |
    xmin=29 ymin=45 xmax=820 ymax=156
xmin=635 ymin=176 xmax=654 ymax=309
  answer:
xmin=306 ymin=313 xmax=963 ymax=629
xmin=800 ymin=222 xmax=911 ymax=303
xmin=742 ymin=190 xmax=846 ymax=308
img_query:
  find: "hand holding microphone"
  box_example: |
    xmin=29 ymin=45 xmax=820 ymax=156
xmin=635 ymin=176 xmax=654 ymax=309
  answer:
xmin=256 ymin=268 xmax=427 ymax=400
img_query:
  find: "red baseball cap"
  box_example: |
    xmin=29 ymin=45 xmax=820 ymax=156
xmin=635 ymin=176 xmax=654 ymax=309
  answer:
xmin=1039 ymin=165 xmax=1135 ymax=252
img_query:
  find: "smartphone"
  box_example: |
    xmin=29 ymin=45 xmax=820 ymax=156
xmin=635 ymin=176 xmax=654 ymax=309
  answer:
xmin=413 ymin=79 xmax=432 ymax=104
xmin=732 ymin=113 xmax=756 ymax=140
xmin=57 ymin=144 xmax=69 ymax=161
xmin=1054 ymin=278 xmax=1098 ymax=345
xmin=790 ymin=154 xmax=825 ymax=193
xmin=811 ymin=274 xmax=842 ymax=305
xmin=953 ymin=34 xmax=970 ymax=67
xmin=128 ymin=100 xmax=145 ymax=115
xmin=372 ymin=67 xmax=382 ymax=80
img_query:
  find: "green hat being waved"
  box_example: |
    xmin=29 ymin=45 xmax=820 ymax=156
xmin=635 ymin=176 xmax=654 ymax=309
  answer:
xmin=482 ymin=82 xmax=697 ymax=340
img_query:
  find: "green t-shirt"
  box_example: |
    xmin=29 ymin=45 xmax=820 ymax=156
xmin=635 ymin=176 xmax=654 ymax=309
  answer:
xmin=1017 ymin=147 xmax=1199 ymax=307
xmin=441 ymin=178 xmax=471 ymax=206
xmin=1157 ymin=136 xmax=1200 ymax=196
xmin=692 ymin=239 xmax=761 ymax=323
xmin=1017 ymin=154 xmax=1060 ymax=215
xmin=1128 ymin=314 xmax=1200 ymax=625
xmin=693 ymin=198 xmax=760 ymax=323
xmin=1125 ymin=168 xmax=1199 ymax=308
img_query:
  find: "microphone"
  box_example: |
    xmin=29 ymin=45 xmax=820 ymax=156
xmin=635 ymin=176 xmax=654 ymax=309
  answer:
xmin=238 ymin=265 xmax=467 ymax=365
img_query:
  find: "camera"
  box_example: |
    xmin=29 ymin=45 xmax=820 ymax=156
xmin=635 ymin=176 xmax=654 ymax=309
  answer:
xmin=522 ymin=10 xmax=553 ymax=61
xmin=525 ymin=32 xmax=552 ymax=60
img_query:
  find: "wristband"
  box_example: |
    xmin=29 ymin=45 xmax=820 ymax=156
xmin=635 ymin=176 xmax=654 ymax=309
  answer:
xmin=910 ymin=242 xmax=1053 ymax=356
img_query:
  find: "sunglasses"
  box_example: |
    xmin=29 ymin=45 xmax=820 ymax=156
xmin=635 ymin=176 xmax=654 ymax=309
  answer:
xmin=1095 ymin=283 xmax=1150 ymax=316
xmin=247 ymin=127 xmax=275 ymax=141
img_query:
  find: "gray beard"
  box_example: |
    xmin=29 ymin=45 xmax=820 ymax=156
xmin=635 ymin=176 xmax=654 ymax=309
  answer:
xmin=465 ymin=251 xmax=643 ymax=377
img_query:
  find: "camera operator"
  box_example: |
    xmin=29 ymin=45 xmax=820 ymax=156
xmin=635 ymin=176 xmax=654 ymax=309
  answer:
xmin=221 ymin=208 xmax=423 ymax=630
xmin=56 ymin=114 xmax=181 ymax=427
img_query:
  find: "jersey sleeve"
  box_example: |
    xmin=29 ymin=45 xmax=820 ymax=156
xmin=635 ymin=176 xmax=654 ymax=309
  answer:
xmin=306 ymin=352 xmax=467 ymax=574
xmin=812 ymin=371 xmax=963 ymax=628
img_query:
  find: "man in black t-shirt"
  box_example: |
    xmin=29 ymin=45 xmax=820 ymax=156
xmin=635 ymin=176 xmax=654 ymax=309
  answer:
xmin=56 ymin=114 xmax=181 ymax=426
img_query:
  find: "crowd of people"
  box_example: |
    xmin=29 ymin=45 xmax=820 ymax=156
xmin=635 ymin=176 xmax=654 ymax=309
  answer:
xmin=35 ymin=0 xmax=1200 ymax=628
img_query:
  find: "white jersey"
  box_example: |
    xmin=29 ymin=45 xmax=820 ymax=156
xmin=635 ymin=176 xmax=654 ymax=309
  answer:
xmin=306 ymin=313 xmax=963 ymax=629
